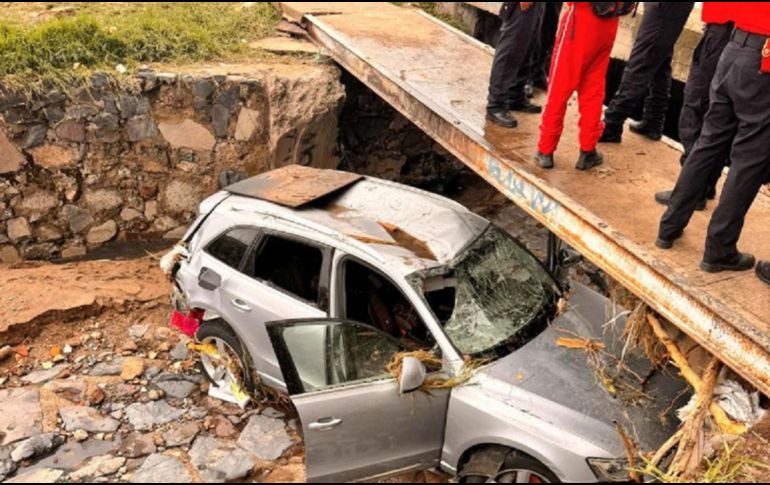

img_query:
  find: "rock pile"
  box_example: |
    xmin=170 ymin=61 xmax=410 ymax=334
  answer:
xmin=0 ymin=321 xmax=302 ymax=483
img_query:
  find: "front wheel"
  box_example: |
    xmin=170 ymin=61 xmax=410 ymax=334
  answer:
xmin=459 ymin=447 xmax=560 ymax=483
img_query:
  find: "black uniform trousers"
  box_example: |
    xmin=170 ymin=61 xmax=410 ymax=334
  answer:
xmin=659 ymin=30 xmax=770 ymax=263
xmin=525 ymin=2 xmax=563 ymax=86
xmin=604 ymin=2 xmax=694 ymax=130
xmin=487 ymin=2 xmax=545 ymax=113
xmin=679 ymin=22 xmax=733 ymax=157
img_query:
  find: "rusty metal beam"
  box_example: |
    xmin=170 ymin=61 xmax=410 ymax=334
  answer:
xmin=297 ymin=12 xmax=770 ymax=397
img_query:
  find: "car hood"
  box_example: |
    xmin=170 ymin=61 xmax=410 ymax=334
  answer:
xmin=479 ymin=283 xmax=689 ymax=453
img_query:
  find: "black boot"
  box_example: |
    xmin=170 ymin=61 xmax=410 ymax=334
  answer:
xmin=654 ymin=190 xmax=707 ymax=211
xmin=629 ymin=120 xmax=663 ymax=141
xmin=507 ymin=100 xmax=542 ymax=114
xmin=576 ymin=149 xmax=603 ymax=171
xmin=532 ymin=76 xmax=548 ymax=91
xmin=486 ymin=110 xmax=518 ymax=129
xmin=757 ymin=261 xmax=770 ymax=286
xmin=655 ymin=229 xmax=683 ymax=250
xmin=599 ymin=123 xmax=623 ymax=143
xmin=534 ymin=152 xmax=554 ymax=169
xmin=700 ymin=253 xmax=756 ymax=273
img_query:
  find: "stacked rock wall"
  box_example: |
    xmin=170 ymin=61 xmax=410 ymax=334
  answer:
xmin=0 ymin=63 xmax=345 ymax=262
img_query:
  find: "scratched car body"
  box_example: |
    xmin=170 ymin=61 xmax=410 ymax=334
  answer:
xmin=171 ymin=166 xmax=687 ymax=483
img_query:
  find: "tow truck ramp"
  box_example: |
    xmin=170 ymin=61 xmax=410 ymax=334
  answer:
xmin=278 ymin=2 xmax=770 ymax=396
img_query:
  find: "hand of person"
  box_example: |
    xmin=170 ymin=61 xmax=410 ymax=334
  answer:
xmin=520 ymin=2 xmax=534 ymax=10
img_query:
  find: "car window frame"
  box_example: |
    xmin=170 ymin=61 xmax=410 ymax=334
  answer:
xmin=267 ymin=318 xmax=406 ymax=396
xmin=203 ymin=225 xmax=262 ymax=272
xmin=334 ymin=254 xmax=440 ymax=350
xmin=244 ymin=229 xmax=333 ymax=312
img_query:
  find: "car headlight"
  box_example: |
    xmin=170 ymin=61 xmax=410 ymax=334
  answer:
xmin=587 ymin=458 xmax=633 ymax=482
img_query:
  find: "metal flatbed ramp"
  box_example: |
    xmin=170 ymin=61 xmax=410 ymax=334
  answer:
xmin=279 ymin=2 xmax=770 ymax=396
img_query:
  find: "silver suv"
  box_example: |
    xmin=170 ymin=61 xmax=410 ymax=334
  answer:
xmin=170 ymin=166 xmax=686 ymax=483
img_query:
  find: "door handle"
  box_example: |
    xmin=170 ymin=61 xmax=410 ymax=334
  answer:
xmin=308 ymin=417 xmax=342 ymax=431
xmin=230 ymin=298 xmax=251 ymax=313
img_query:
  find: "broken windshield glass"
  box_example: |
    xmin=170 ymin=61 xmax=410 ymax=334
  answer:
xmin=415 ymin=226 xmax=559 ymax=356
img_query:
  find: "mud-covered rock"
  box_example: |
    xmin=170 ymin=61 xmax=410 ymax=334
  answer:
xmin=189 ymin=436 xmax=255 ymax=482
xmin=70 ymin=454 xmax=125 ymax=481
xmin=118 ymin=433 xmax=156 ymax=459
xmin=125 ymin=401 xmax=184 ymax=431
xmin=10 ymin=434 xmax=63 ymax=463
xmin=129 ymin=453 xmax=192 ymax=483
xmin=5 ymin=467 xmax=63 ymax=483
xmin=237 ymin=415 xmax=293 ymax=461
xmin=161 ymin=422 xmax=199 ymax=448
xmin=59 ymin=406 xmax=120 ymax=433
xmin=0 ymin=389 xmax=43 ymax=446
xmin=150 ymin=372 xmax=199 ymax=400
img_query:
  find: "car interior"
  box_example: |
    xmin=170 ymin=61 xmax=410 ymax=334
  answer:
xmin=341 ymin=259 xmax=434 ymax=350
xmin=250 ymin=235 xmax=323 ymax=304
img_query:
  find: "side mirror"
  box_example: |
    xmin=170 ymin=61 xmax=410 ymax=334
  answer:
xmin=399 ymin=357 xmax=427 ymax=394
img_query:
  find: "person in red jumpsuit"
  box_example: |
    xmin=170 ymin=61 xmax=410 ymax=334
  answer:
xmin=534 ymin=2 xmax=620 ymax=171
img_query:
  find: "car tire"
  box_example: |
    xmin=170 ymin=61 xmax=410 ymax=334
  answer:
xmin=195 ymin=320 xmax=257 ymax=393
xmin=459 ymin=447 xmax=560 ymax=483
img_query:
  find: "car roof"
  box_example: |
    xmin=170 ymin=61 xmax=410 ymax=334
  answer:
xmin=217 ymin=168 xmax=489 ymax=275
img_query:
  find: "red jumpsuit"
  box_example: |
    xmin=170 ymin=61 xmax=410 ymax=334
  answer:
xmin=537 ymin=3 xmax=619 ymax=155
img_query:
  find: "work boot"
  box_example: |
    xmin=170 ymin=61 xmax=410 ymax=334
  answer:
xmin=629 ymin=120 xmax=663 ymax=141
xmin=654 ymin=190 xmax=707 ymax=211
xmin=700 ymin=252 xmax=756 ymax=274
xmin=655 ymin=229 xmax=683 ymax=250
xmin=532 ymin=76 xmax=548 ymax=91
xmin=486 ymin=111 xmax=518 ymax=129
xmin=757 ymin=261 xmax=770 ymax=286
xmin=599 ymin=123 xmax=623 ymax=143
xmin=507 ymin=100 xmax=542 ymax=114
xmin=575 ymin=149 xmax=603 ymax=171
xmin=534 ymin=152 xmax=555 ymax=169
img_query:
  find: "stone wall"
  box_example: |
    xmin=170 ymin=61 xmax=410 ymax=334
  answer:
xmin=0 ymin=63 xmax=345 ymax=262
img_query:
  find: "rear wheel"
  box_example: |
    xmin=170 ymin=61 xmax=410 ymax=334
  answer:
xmin=195 ymin=320 xmax=256 ymax=395
xmin=459 ymin=447 xmax=559 ymax=483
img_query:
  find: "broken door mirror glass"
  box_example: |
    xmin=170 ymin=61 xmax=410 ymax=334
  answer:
xmin=267 ymin=320 xmax=405 ymax=394
xmin=416 ymin=226 xmax=560 ymax=357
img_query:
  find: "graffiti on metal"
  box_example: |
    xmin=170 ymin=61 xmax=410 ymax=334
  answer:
xmin=485 ymin=156 xmax=561 ymax=221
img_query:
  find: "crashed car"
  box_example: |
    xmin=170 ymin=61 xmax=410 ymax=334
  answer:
xmin=168 ymin=165 xmax=687 ymax=483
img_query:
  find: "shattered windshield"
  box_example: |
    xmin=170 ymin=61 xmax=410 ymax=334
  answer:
xmin=415 ymin=226 xmax=559 ymax=357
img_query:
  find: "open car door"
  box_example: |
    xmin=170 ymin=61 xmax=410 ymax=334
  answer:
xmin=266 ymin=319 xmax=451 ymax=483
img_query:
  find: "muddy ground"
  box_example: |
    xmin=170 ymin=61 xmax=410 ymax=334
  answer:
xmin=0 ymin=174 xmax=767 ymax=483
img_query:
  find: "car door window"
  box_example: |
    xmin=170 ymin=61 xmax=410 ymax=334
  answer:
xmin=341 ymin=259 xmax=434 ymax=350
xmin=268 ymin=320 xmax=404 ymax=394
xmin=248 ymin=235 xmax=324 ymax=304
xmin=205 ymin=227 xmax=259 ymax=269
